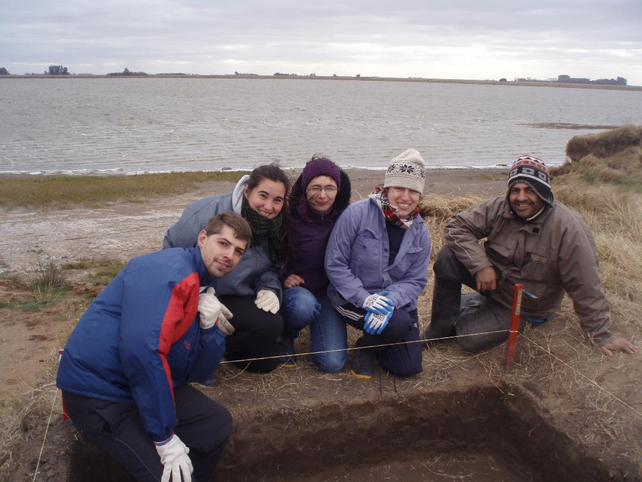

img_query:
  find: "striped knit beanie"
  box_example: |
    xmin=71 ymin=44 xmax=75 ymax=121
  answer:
xmin=507 ymin=155 xmax=554 ymax=206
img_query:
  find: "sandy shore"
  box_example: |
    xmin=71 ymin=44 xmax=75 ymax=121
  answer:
xmin=0 ymin=168 xmax=507 ymax=275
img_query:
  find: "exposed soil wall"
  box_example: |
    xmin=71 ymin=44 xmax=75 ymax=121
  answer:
xmin=61 ymin=384 xmax=617 ymax=482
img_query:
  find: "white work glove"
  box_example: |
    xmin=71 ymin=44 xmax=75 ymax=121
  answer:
xmin=155 ymin=434 xmax=193 ymax=482
xmin=255 ymin=289 xmax=280 ymax=314
xmin=362 ymin=291 xmax=394 ymax=315
xmin=198 ymin=287 xmax=235 ymax=336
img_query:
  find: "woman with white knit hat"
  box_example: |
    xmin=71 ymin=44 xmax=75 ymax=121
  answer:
xmin=325 ymin=149 xmax=432 ymax=378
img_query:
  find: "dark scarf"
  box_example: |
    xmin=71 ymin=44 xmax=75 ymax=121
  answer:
xmin=241 ymin=198 xmax=284 ymax=265
xmin=369 ymin=185 xmax=419 ymax=229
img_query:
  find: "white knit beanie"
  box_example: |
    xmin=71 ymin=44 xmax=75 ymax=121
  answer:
xmin=384 ymin=148 xmax=426 ymax=193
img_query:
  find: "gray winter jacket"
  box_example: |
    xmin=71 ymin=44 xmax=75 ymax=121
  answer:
xmin=163 ymin=176 xmax=282 ymax=300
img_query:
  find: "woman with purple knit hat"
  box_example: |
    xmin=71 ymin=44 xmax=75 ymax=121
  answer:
xmin=278 ymin=154 xmax=352 ymax=372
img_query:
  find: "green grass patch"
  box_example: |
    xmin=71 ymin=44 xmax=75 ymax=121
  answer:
xmin=65 ymin=257 xmax=128 ymax=285
xmin=0 ymin=298 xmax=61 ymax=311
xmin=580 ymin=172 xmax=600 ymax=185
xmin=0 ymin=171 xmax=246 ymax=209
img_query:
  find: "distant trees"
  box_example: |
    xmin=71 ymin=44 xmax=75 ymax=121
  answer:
xmin=0 ymin=67 xmax=9 ymax=75
xmin=46 ymin=65 xmax=69 ymax=75
xmin=107 ymin=68 xmax=148 ymax=76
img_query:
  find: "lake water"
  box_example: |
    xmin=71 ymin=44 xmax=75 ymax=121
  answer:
xmin=1 ymin=78 xmax=640 ymax=175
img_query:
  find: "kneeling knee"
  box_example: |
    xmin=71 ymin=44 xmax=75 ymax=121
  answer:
xmin=457 ymin=336 xmax=485 ymax=353
xmin=313 ymin=353 xmax=347 ymax=374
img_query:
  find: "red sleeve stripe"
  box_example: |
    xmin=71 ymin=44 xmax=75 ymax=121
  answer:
xmin=156 ymin=272 xmax=201 ymax=399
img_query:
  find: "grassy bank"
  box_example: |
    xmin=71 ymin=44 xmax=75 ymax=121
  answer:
xmin=0 ymin=171 xmax=246 ymax=209
xmin=553 ymin=124 xmax=642 ymax=190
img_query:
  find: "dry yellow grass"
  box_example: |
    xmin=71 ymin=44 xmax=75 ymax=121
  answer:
xmin=418 ymin=194 xmax=483 ymax=260
xmin=554 ymin=124 xmax=642 ymax=188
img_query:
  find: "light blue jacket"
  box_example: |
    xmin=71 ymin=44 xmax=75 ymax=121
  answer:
xmin=163 ymin=176 xmax=282 ymax=300
xmin=325 ymin=198 xmax=431 ymax=311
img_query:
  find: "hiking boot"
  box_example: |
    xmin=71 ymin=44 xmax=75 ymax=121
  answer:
xmin=424 ymin=277 xmax=460 ymax=348
xmin=350 ymin=349 xmax=375 ymax=379
xmin=277 ymin=337 xmax=296 ymax=368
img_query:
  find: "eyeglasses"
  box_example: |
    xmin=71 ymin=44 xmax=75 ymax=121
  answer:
xmin=307 ymin=185 xmax=338 ymax=194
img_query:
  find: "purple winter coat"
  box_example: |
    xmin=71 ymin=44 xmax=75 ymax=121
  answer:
xmin=282 ymin=169 xmax=352 ymax=296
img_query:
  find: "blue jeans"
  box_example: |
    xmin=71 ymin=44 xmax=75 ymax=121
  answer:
xmin=281 ymin=287 xmax=347 ymax=373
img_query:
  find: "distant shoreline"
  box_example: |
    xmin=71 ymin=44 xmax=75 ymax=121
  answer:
xmin=1 ymin=74 xmax=639 ymax=91
xmin=0 ymin=165 xmax=514 ymax=180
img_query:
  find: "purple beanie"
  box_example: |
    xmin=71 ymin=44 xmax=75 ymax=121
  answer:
xmin=301 ymin=158 xmax=341 ymax=191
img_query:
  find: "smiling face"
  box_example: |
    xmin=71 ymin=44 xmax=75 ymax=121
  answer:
xmin=508 ymin=182 xmax=545 ymax=219
xmin=244 ymin=178 xmax=286 ymax=219
xmin=386 ymin=186 xmax=421 ymax=217
xmin=197 ymin=225 xmax=247 ymax=278
xmin=306 ymin=175 xmax=338 ymax=214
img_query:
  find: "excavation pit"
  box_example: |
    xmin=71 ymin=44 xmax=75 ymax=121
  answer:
xmin=67 ymin=384 xmax=613 ymax=482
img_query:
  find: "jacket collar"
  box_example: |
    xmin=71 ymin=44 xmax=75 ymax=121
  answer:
xmin=296 ymin=199 xmax=337 ymax=222
xmin=502 ymin=199 xmax=556 ymax=233
xmin=187 ymin=245 xmax=214 ymax=286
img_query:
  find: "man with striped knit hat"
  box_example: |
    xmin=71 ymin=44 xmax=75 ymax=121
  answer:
xmin=424 ymin=155 xmax=636 ymax=356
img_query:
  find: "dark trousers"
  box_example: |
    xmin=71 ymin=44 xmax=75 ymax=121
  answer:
xmin=432 ymin=245 xmax=525 ymax=352
xmin=218 ymin=295 xmax=284 ymax=373
xmin=339 ymin=304 xmax=422 ymax=377
xmin=63 ymin=384 xmax=232 ymax=482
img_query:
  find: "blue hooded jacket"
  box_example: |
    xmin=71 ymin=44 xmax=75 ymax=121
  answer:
xmin=56 ymin=246 xmax=225 ymax=443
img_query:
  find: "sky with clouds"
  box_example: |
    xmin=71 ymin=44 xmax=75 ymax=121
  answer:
xmin=2 ymin=0 xmax=642 ymax=85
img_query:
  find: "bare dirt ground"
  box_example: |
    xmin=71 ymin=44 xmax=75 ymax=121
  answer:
xmin=1 ymin=168 xmax=640 ymax=481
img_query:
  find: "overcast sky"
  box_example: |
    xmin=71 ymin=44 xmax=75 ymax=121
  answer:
xmin=2 ymin=0 xmax=641 ymax=85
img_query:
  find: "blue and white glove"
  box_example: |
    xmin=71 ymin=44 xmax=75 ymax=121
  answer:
xmin=362 ymin=291 xmax=394 ymax=315
xmin=364 ymin=309 xmax=394 ymax=334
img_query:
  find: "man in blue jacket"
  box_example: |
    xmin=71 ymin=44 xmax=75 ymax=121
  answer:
xmin=57 ymin=212 xmax=251 ymax=482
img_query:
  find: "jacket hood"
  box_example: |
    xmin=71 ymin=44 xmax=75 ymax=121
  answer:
xmin=231 ymin=175 xmax=249 ymax=214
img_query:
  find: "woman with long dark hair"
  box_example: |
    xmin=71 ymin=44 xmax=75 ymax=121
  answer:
xmin=164 ymin=163 xmax=293 ymax=373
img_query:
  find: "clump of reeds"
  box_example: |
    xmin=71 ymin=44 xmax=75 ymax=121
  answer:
xmin=30 ymin=258 xmax=68 ymax=297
